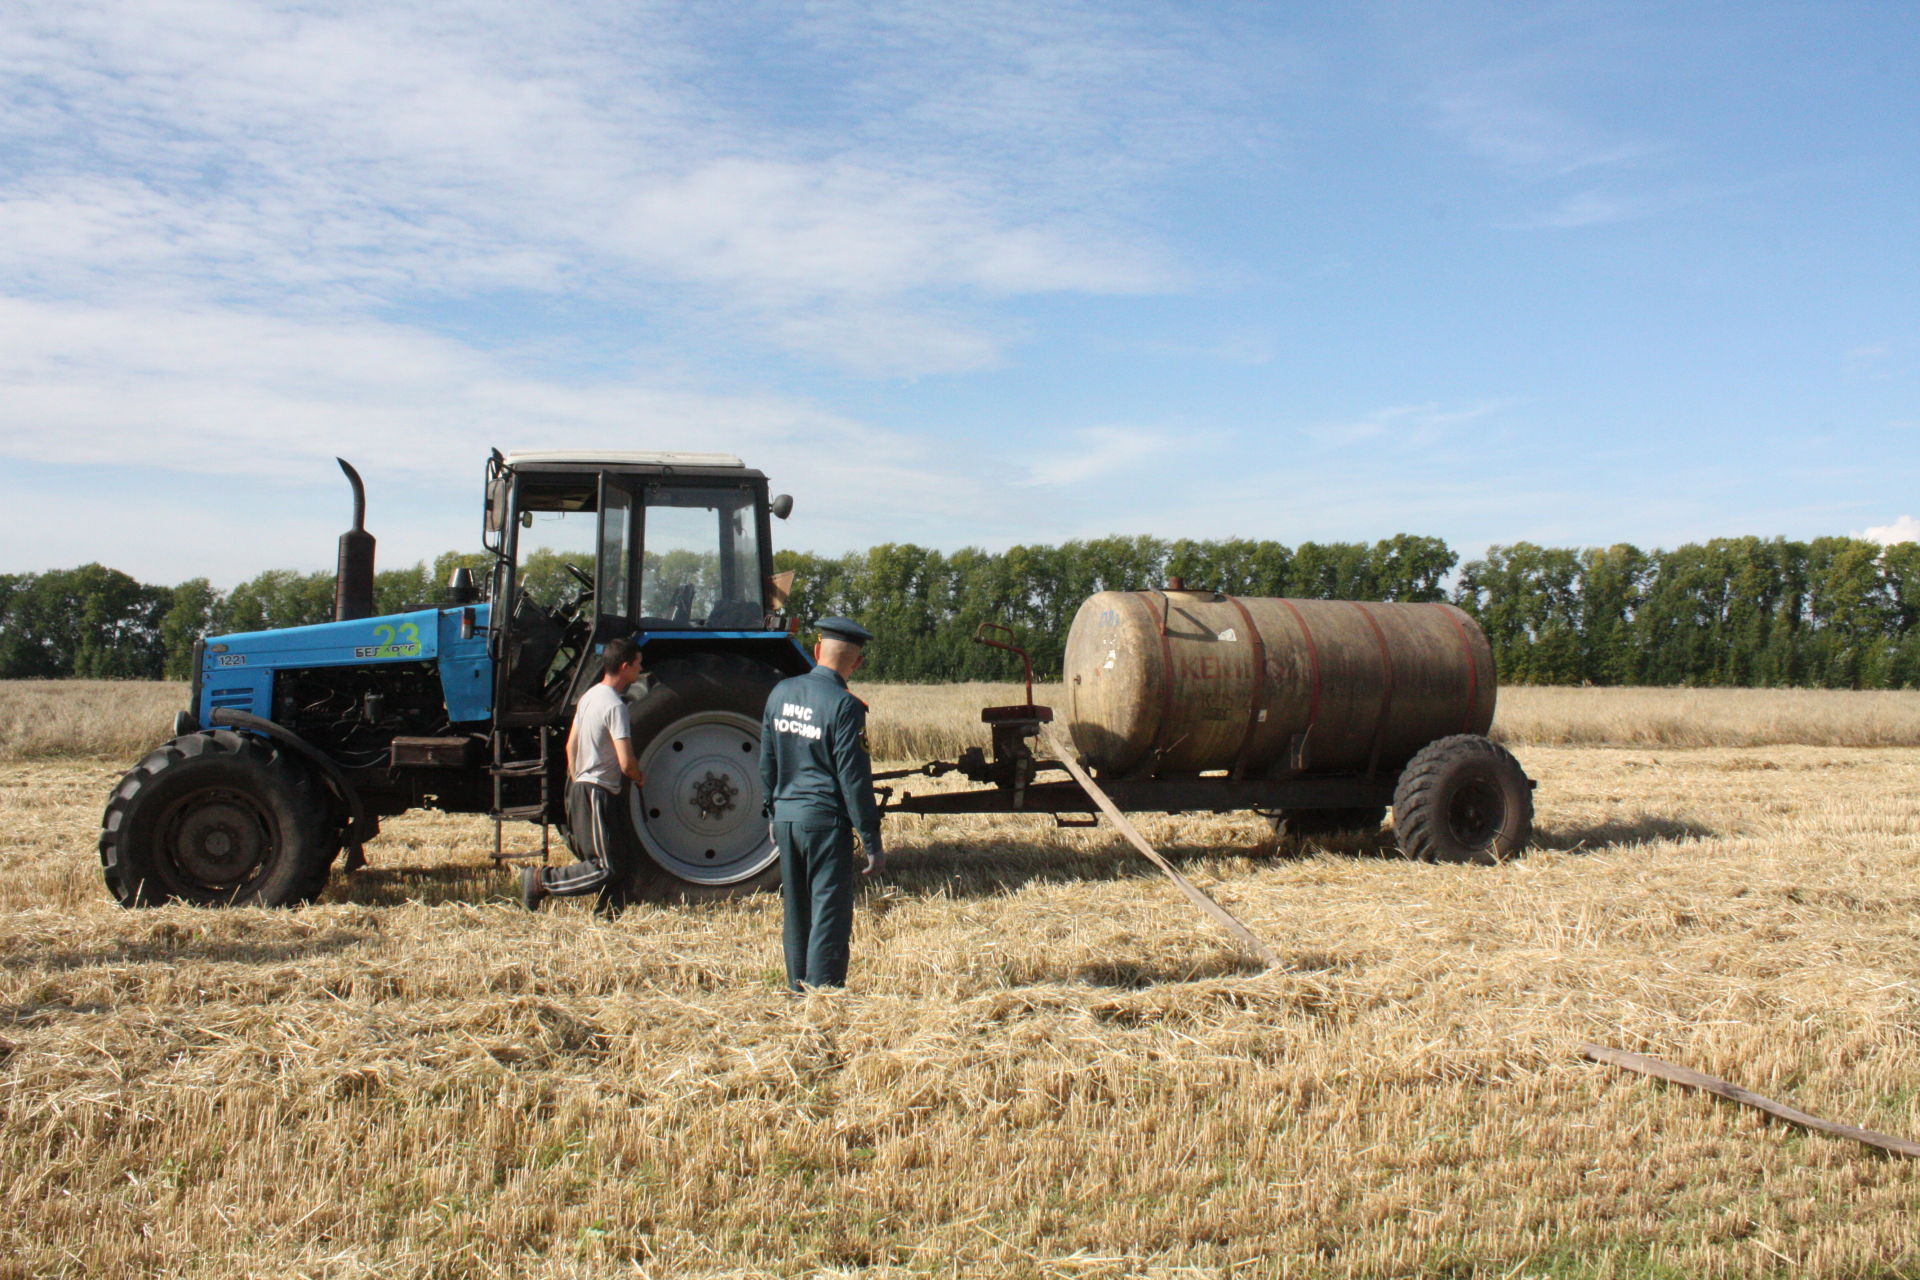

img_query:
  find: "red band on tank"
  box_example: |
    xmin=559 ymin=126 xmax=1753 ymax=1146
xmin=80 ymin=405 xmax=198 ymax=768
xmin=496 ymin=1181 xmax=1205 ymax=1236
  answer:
xmin=1276 ymin=598 xmax=1322 ymax=732
xmin=1438 ymin=604 xmax=1480 ymax=733
xmin=1353 ymin=602 xmax=1396 ymax=779
xmin=1224 ymin=593 xmax=1266 ymax=778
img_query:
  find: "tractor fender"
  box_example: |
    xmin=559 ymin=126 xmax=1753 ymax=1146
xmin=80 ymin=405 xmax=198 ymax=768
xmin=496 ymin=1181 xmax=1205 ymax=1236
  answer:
xmin=209 ymin=709 xmax=375 ymax=863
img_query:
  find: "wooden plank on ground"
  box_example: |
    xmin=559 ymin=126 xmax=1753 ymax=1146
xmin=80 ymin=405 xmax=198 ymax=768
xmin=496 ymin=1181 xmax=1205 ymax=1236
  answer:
xmin=1581 ymin=1043 xmax=1920 ymax=1159
xmin=1042 ymin=724 xmax=1280 ymax=969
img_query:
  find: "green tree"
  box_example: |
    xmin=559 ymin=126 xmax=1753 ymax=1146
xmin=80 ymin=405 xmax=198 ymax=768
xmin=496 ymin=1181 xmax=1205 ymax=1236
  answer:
xmin=160 ymin=578 xmax=222 ymax=679
xmin=218 ymin=569 xmax=335 ymax=634
xmin=0 ymin=565 xmax=170 ymax=678
xmin=374 ymin=563 xmax=435 ymax=615
xmin=1454 ymin=544 xmax=1581 ymax=683
xmin=1576 ymin=544 xmax=1646 ymax=684
xmin=1288 ymin=542 xmax=1374 ymax=599
xmin=1804 ymin=536 xmax=1889 ymax=688
xmin=1370 ymin=534 xmax=1457 ymax=602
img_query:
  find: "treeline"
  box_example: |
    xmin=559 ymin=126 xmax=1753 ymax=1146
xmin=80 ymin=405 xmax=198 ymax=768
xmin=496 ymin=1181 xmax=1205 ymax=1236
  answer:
xmin=775 ymin=535 xmax=1458 ymax=681
xmin=782 ymin=534 xmax=1920 ymax=686
xmin=0 ymin=554 xmax=490 ymax=680
xmin=1456 ymin=537 xmax=1920 ymax=689
xmin=4 ymin=534 xmax=1917 ymax=688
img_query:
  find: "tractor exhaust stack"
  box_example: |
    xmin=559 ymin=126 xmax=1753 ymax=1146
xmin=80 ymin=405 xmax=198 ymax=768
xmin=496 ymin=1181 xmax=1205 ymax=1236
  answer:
xmin=334 ymin=458 xmax=376 ymax=622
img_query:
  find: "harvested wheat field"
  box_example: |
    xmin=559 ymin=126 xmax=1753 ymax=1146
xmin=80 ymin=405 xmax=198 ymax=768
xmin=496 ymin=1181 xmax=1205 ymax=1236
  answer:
xmin=3 ymin=682 xmax=1919 ymax=1279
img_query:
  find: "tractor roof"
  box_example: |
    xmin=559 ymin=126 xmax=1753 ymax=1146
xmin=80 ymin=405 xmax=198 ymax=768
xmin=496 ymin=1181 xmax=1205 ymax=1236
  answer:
xmin=504 ymin=450 xmax=747 ymax=470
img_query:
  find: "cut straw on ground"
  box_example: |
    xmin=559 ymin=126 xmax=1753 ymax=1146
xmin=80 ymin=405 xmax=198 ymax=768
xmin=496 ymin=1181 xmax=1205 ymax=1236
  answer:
xmin=2 ymin=684 xmax=1917 ymax=1276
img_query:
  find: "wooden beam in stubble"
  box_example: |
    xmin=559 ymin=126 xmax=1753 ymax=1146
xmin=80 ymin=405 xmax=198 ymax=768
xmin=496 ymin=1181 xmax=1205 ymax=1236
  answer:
xmin=1582 ymin=1043 xmax=1920 ymax=1159
xmin=1042 ymin=724 xmax=1281 ymax=969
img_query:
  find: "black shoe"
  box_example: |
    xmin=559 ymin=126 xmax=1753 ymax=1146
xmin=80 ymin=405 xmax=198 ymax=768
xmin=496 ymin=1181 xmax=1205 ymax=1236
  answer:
xmin=519 ymin=867 xmax=548 ymax=911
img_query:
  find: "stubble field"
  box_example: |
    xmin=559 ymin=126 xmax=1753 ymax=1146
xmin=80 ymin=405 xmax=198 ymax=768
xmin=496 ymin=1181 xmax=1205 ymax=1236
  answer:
xmin=2 ymin=681 xmax=1918 ymax=1278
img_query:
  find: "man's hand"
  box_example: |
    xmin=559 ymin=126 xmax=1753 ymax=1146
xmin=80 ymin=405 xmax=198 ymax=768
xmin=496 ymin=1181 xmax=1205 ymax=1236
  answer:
xmin=861 ymin=843 xmax=885 ymax=876
xmin=615 ymin=736 xmax=643 ymax=785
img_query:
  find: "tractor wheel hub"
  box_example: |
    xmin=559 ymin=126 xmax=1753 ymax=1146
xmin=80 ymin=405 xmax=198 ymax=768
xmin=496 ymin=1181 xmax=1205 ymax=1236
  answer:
xmin=690 ymin=771 xmax=738 ymax=820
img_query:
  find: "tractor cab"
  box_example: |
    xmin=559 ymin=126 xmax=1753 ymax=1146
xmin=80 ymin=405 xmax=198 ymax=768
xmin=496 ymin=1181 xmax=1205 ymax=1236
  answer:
xmin=484 ymin=450 xmax=797 ymax=723
xmin=477 ymin=450 xmax=812 ymax=895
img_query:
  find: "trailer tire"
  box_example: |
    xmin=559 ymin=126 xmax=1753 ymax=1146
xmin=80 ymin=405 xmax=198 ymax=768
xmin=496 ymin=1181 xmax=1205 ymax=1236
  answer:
xmin=614 ymin=654 xmax=786 ymax=901
xmin=1391 ymin=734 xmax=1532 ymax=865
xmin=100 ymin=730 xmax=337 ymax=907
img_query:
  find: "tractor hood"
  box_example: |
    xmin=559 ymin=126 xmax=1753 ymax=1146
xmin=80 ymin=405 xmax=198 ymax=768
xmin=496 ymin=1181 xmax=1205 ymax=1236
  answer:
xmin=197 ymin=603 xmax=494 ymax=728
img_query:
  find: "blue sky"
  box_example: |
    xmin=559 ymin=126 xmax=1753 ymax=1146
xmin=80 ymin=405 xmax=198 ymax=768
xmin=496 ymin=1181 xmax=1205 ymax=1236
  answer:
xmin=2 ymin=0 xmax=1915 ymax=585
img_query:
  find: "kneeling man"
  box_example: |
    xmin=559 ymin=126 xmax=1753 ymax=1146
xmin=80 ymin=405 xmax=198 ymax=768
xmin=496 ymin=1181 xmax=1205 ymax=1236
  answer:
xmin=522 ymin=637 xmax=646 ymax=912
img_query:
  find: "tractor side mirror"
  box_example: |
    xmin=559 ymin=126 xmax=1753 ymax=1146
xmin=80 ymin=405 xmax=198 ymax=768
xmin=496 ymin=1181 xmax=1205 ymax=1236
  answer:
xmin=770 ymin=493 xmax=793 ymax=520
xmin=485 ymin=477 xmax=510 ymax=534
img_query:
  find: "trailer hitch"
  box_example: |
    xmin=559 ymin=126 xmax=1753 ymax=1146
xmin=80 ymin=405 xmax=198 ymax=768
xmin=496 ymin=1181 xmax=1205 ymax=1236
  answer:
xmin=877 ymin=623 xmax=1064 ymax=815
xmin=871 ymin=760 xmax=958 ymax=783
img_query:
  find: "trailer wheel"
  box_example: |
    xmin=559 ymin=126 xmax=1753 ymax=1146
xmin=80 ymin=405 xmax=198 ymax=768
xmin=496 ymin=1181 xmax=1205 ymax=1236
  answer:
xmin=100 ymin=730 xmax=337 ymax=907
xmin=1274 ymin=807 xmax=1386 ymax=840
xmin=618 ymin=655 xmax=785 ymax=900
xmin=1391 ymin=734 xmax=1533 ymax=865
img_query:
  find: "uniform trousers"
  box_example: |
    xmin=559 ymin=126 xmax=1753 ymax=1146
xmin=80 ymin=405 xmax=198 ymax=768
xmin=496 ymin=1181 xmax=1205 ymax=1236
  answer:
xmin=545 ymin=780 xmax=638 ymax=909
xmin=774 ymin=820 xmax=855 ymax=990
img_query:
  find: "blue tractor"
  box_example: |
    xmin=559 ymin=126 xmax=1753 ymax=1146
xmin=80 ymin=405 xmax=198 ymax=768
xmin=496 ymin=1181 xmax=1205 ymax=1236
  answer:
xmin=100 ymin=450 xmax=812 ymax=907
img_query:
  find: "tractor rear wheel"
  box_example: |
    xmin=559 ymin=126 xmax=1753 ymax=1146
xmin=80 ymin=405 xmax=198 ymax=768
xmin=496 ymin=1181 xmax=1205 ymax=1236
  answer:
xmin=616 ymin=655 xmax=785 ymax=901
xmin=1391 ymin=734 xmax=1533 ymax=865
xmin=100 ymin=730 xmax=337 ymax=907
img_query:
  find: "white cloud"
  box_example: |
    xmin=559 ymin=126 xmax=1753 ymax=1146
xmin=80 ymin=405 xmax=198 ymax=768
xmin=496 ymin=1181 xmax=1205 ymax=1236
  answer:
xmin=1023 ymin=427 xmax=1178 ymax=487
xmin=1521 ymin=189 xmax=1648 ymax=229
xmin=0 ymin=0 xmax=1210 ymax=373
xmin=1860 ymin=515 xmax=1920 ymax=546
xmin=1382 ymin=10 xmax=1685 ymax=232
xmin=1428 ymin=86 xmax=1649 ymax=178
xmin=1302 ymin=401 xmax=1509 ymax=448
xmin=1841 ymin=340 xmax=1914 ymax=382
xmin=0 ymin=293 xmax=1041 ymax=577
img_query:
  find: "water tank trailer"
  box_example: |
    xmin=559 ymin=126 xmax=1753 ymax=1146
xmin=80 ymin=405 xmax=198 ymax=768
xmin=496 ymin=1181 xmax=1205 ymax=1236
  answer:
xmin=881 ymin=587 xmax=1534 ymax=865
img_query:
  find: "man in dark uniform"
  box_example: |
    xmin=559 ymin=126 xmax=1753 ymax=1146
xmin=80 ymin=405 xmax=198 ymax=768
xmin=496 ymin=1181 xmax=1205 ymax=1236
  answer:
xmin=759 ymin=616 xmax=885 ymax=991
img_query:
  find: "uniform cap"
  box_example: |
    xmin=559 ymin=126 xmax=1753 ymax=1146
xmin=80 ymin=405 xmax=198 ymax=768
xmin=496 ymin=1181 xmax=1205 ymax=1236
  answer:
xmin=815 ymin=615 xmax=873 ymax=646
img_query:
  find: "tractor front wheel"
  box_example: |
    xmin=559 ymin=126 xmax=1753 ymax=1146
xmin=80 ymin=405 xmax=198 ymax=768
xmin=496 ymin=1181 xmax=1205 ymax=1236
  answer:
xmin=100 ymin=730 xmax=337 ymax=907
xmin=617 ymin=655 xmax=785 ymax=900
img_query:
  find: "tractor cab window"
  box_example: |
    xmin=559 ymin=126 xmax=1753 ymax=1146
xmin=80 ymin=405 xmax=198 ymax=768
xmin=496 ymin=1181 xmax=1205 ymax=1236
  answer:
xmin=639 ymin=484 xmax=764 ymax=629
xmin=513 ymin=480 xmax=599 ymax=612
xmin=499 ymin=474 xmax=603 ymax=710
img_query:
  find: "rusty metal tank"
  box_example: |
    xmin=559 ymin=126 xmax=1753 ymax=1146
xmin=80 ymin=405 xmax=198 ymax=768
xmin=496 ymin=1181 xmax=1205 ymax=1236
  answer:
xmin=1062 ymin=588 xmax=1495 ymax=778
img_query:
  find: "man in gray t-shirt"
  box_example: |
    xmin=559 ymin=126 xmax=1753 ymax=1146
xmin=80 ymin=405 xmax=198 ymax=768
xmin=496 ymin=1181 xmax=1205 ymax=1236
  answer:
xmin=521 ymin=637 xmax=647 ymax=911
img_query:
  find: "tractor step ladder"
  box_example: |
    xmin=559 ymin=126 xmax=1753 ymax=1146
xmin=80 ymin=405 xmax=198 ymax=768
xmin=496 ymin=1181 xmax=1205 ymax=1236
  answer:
xmin=490 ymin=727 xmax=554 ymax=864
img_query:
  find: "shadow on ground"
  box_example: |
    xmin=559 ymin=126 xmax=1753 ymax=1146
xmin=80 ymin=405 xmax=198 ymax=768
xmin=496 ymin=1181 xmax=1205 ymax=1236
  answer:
xmin=0 ymin=929 xmax=376 ymax=974
xmin=315 ymin=808 xmax=1713 ymax=913
xmin=323 ymin=862 xmax=507 ymax=907
xmin=1052 ymin=953 xmax=1270 ymax=988
xmin=1531 ymin=816 xmax=1717 ymax=852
